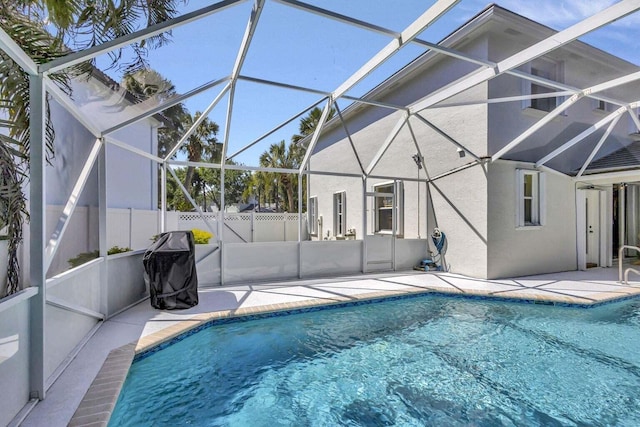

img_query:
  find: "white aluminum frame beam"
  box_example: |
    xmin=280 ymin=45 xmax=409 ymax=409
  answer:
xmin=0 ymin=27 xmax=38 ymax=75
xmin=365 ymin=112 xmax=409 ymax=176
xmin=335 ymin=102 xmax=365 ymax=175
xmin=332 ymin=0 xmax=459 ymax=101
xmin=298 ymin=98 xmax=335 ymax=173
xmin=29 ymin=73 xmax=46 ymax=400
xmin=409 ymin=0 xmax=640 ymax=115
xmin=492 ymin=93 xmax=584 ymax=161
xmin=629 ymin=105 xmax=640 ymax=132
xmin=406 ymin=119 xmax=430 ymax=181
xmin=44 ymin=77 xmax=101 ymax=137
xmin=102 ymin=75 xmax=231 ymax=136
xmin=221 ymin=0 xmax=264 ymax=232
xmin=45 ymin=138 xmax=104 ymax=272
xmin=434 ymin=91 xmax=574 ymax=109
xmin=46 ymin=295 xmax=105 ymax=321
xmin=536 ymin=101 xmax=640 ymax=167
xmin=300 ymin=0 xmax=459 ymax=172
xmin=169 ymin=159 xmax=366 ymax=178
xmin=40 ymin=0 xmax=247 ymax=74
xmin=277 ymin=0 xmax=629 ymax=110
xmin=238 ymin=74 xmax=330 ymax=96
xmin=576 ymin=114 xmax=622 ymax=178
xmin=164 ymin=82 xmax=231 ymax=161
xmin=239 ymin=75 xmax=406 ymax=110
xmin=493 ymin=70 xmax=640 ymax=161
xmin=104 ymin=135 xmax=164 ymax=164
xmin=166 ymin=165 xmax=217 ymax=236
xmin=227 ymin=98 xmax=326 ymax=160
xmin=221 ymin=0 xmax=265 ymax=162
xmin=412 ymin=112 xmax=480 ymax=161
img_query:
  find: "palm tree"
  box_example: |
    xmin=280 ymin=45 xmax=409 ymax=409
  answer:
xmin=259 ymin=140 xmax=302 ymax=213
xmin=291 ymin=106 xmax=336 ymax=144
xmin=0 ymin=0 xmax=183 ymax=296
xmin=181 ymin=112 xmax=221 ymax=195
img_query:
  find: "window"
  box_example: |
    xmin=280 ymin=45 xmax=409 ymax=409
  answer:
xmin=522 ymin=59 xmax=563 ymax=113
xmin=374 ymin=181 xmax=404 ymax=235
xmin=593 ymin=99 xmax=615 ymax=113
xmin=517 ymin=170 xmax=545 ymax=227
xmin=308 ymin=196 xmax=318 ymax=236
xmin=628 ymin=106 xmax=640 ymax=135
xmin=333 ymin=191 xmax=346 ymax=236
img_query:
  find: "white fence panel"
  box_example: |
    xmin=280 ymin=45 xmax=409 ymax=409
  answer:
xmin=177 ymin=212 xmax=309 ymax=243
xmin=222 ymin=214 xmax=252 ymax=243
xmin=107 ymin=208 xmax=132 ymax=249
xmin=130 ymin=209 xmax=159 ymax=249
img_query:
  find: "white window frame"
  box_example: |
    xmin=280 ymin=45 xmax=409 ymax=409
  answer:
xmin=373 ymin=181 xmax=404 ymax=236
xmin=516 ymin=169 xmax=545 ymax=228
xmin=521 ymin=59 xmax=564 ymax=113
xmin=628 ymin=106 xmax=640 ymax=135
xmin=333 ymin=191 xmax=346 ymax=237
xmin=309 ymin=196 xmax=318 ymax=236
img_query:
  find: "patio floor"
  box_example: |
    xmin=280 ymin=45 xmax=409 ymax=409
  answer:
xmin=21 ymin=266 xmax=640 ymax=426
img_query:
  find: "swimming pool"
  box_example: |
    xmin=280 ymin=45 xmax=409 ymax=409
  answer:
xmin=109 ymin=295 xmax=640 ymax=426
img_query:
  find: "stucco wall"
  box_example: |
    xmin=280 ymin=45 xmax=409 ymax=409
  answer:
xmin=47 ymin=77 xmax=158 ymax=210
xmin=487 ymin=160 xmax=577 ymax=279
xmin=427 ymin=163 xmax=488 ymax=278
xmin=487 ymin=32 xmax=639 ymax=172
xmin=310 ymin=78 xmax=489 ymax=243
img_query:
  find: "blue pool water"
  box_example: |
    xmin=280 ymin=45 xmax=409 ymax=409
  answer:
xmin=109 ymin=296 xmax=640 ymax=426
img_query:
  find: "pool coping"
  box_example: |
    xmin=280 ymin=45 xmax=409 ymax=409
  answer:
xmin=67 ymin=282 xmax=640 ymax=426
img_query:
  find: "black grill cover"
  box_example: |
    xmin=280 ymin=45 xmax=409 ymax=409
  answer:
xmin=143 ymin=231 xmax=198 ymax=310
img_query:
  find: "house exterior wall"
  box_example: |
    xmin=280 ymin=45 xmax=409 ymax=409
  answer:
xmin=46 ymin=76 xmax=159 ymax=210
xmin=108 ymin=125 xmax=158 ymax=210
xmin=487 ymin=160 xmax=577 ymax=278
xmin=309 ymin=35 xmax=489 ymax=276
xmin=428 ymin=163 xmax=488 ymax=278
xmin=487 ymin=31 xmax=639 ymax=171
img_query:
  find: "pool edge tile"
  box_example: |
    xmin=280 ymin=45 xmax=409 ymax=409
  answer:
xmin=68 ymin=343 xmax=135 ymax=427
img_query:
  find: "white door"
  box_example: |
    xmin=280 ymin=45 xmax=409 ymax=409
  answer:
xmin=585 ymin=190 xmax=600 ymax=266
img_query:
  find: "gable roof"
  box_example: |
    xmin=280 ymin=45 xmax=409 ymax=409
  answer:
xmin=581 ymin=139 xmax=640 ymax=175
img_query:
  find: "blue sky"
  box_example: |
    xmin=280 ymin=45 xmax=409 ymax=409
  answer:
xmin=99 ymin=0 xmax=640 ymax=166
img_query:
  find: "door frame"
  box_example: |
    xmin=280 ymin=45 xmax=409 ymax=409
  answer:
xmin=576 ymin=188 xmax=608 ymax=270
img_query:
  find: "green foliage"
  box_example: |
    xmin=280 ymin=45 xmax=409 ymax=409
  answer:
xmin=0 ymin=1 xmax=183 ymax=297
xmin=259 ymin=140 xmax=304 ymax=212
xmin=68 ymin=246 xmax=132 ymax=268
xmin=0 ymin=139 xmax=27 ymax=297
xmin=107 ymin=246 xmax=132 ymax=255
xmin=68 ymin=251 xmax=99 ymax=268
xmin=192 ymin=229 xmax=213 ymax=244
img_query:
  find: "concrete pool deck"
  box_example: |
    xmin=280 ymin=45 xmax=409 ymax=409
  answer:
xmin=21 ymin=267 xmax=640 ymax=426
